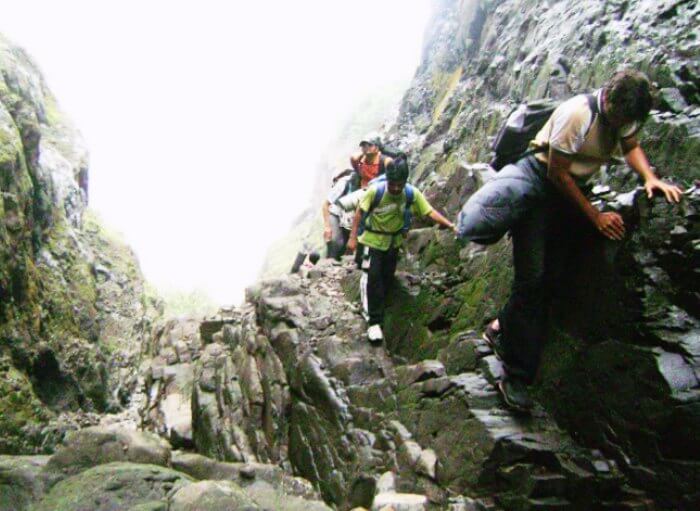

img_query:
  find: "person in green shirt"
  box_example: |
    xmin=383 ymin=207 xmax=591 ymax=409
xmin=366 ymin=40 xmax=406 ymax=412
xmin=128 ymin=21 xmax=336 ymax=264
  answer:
xmin=347 ymin=156 xmax=457 ymax=343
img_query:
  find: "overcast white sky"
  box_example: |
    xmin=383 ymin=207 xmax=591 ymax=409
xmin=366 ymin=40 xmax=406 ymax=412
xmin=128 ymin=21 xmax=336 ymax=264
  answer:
xmin=1 ymin=0 xmax=431 ymax=304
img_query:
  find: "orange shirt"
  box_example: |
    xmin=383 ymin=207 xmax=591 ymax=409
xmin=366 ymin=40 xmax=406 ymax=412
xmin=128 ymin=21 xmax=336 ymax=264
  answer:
xmin=355 ymin=153 xmax=384 ymax=188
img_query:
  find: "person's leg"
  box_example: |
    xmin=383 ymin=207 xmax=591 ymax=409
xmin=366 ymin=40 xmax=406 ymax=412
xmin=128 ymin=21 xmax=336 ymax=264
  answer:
xmin=367 ymin=248 xmax=389 ymax=326
xmin=498 ymin=203 xmax=549 ymax=384
xmin=355 ymin=242 xmax=365 ymax=269
xmin=359 ymin=244 xmax=370 ymax=320
xmin=457 ymin=156 xmax=548 ymax=245
xmin=382 ymin=247 xmax=400 ymax=292
xmin=290 ymin=251 xmax=307 ymax=274
xmin=327 ymin=215 xmax=343 ymax=260
xmin=339 ymin=228 xmax=350 ymax=257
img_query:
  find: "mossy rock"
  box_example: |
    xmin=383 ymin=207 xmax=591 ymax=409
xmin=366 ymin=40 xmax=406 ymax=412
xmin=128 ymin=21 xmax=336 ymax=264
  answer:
xmin=47 ymin=426 xmax=172 ymax=476
xmin=0 ymin=455 xmax=50 ymax=511
xmin=242 ymin=480 xmax=331 ymax=511
xmin=170 ymin=480 xmax=259 ymax=511
xmin=0 ymin=366 xmax=50 ymax=454
xmin=32 ymin=462 xmax=192 ymax=511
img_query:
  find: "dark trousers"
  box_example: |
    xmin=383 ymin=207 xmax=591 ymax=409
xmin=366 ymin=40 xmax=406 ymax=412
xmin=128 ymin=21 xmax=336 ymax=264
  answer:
xmin=498 ymin=203 xmax=551 ymax=383
xmin=498 ymin=181 xmax=584 ymax=384
xmin=326 ymin=214 xmax=350 ymax=260
xmin=457 ymin=155 xmax=587 ymax=384
xmin=367 ymin=247 xmax=400 ymax=326
xmin=355 ymin=242 xmax=366 ymax=269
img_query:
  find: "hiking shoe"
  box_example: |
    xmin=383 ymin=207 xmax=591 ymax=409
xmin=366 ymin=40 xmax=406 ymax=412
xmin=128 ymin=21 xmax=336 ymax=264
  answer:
xmin=367 ymin=324 xmax=384 ymax=343
xmin=483 ymin=322 xmax=506 ymax=360
xmin=497 ymin=376 xmax=534 ymax=413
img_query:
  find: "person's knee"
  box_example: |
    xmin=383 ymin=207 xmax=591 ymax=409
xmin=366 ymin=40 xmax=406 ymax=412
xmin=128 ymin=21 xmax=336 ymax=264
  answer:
xmin=457 ymin=198 xmax=509 ymax=245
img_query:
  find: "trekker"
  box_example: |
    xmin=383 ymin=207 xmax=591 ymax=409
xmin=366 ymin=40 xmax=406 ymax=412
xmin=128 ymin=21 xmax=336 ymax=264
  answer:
xmin=347 ymin=156 xmax=457 ymax=343
xmin=322 ymin=169 xmax=360 ymax=260
xmin=351 ymin=133 xmax=392 ymax=188
xmin=457 ymin=70 xmax=683 ymax=412
xmin=349 ymin=133 xmax=394 ymax=268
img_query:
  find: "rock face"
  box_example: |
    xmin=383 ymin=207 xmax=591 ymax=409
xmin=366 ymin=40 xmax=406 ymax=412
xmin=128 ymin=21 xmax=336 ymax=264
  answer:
xmin=377 ymin=0 xmax=699 ymax=509
xmin=0 ymin=34 xmax=160 ymax=454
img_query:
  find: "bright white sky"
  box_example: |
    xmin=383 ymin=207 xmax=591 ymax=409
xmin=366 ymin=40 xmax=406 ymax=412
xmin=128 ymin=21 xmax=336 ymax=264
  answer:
xmin=1 ymin=0 xmax=431 ymax=304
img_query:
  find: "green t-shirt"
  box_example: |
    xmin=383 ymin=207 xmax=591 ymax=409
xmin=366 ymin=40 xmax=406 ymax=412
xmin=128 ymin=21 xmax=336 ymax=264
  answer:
xmin=358 ymin=184 xmax=433 ymax=251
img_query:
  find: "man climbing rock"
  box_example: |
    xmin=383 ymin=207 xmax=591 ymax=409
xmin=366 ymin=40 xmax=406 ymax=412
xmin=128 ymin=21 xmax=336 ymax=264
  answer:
xmin=457 ymin=70 xmax=683 ymax=412
xmin=348 ymin=156 xmax=456 ymax=343
xmin=322 ymin=169 xmax=360 ymax=260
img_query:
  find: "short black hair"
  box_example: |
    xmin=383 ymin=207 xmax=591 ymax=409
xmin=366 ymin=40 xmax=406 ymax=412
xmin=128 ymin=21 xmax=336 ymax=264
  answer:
xmin=604 ymin=69 xmax=653 ymax=122
xmin=386 ymin=154 xmax=409 ymax=183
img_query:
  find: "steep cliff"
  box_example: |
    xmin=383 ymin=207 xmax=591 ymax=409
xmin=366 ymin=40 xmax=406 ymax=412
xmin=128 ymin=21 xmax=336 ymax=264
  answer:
xmin=377 ymin=0 xmax=699 ymax=508
xmin=0 ymin=34 xmax=160 ymax=453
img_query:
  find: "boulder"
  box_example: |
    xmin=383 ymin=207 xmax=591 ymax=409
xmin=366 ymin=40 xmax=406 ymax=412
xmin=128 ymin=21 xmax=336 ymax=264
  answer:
xmin=170 ymin=480 xmax=259 ymax=511
xmin=47 ymin=426 xmax=171 ymax=475
xmin=171 ymin=452 xmax=319 ymax=500
xmin=0 ymin=455 xmax=50 ymax=511
xmin=395 ymin=361 xmax=446 ymax=388
xmin=243 ymin=480 xmax=332 ymax=511
xmin=32 ymin=462 xmax=191 ymax=511
xmin=371 ymin=493 xmax=428 ymax=511
xmin=376 ymin=472 xmax=397 ymax=494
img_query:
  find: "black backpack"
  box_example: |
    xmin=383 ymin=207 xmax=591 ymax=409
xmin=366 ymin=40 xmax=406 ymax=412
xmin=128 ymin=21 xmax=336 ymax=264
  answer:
xmin=377 ymin=145 xmax=405 ymax=160
xmin=489 ymin=94 xmax=598 ymax=171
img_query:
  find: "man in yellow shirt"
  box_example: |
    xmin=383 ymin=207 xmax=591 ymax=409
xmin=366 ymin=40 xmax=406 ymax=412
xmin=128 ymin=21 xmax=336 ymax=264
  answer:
xmin=348 ymin=156 xmax=456 ymax=342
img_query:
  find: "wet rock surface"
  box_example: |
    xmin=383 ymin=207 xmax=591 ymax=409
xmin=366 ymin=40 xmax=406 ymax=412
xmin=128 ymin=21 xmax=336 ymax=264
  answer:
xmin=378 ymin=0 xmax=699 ymax=508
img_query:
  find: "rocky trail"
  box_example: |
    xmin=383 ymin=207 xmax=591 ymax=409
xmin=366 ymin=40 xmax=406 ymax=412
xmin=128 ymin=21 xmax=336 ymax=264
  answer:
xmin=134 ymin=256 xmax=661 ymax=510
xmin=2 ymin=253 xmax=662 ymax=510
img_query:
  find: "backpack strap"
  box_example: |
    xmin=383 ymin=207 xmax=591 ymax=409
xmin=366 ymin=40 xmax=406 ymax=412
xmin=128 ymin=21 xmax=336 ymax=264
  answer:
xmin=372 ymin=182 xmax=386 ymax=210
xmin=378 ymin=154 xmax=387 ymax=176
xmin=402 ymin=185 xmax=415 ymax=233
xmin=585 ymin=93 xmax=600 ymax=129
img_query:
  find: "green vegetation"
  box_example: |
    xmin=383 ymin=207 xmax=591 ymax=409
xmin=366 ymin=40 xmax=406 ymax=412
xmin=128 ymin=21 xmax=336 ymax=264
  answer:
xmin=432 ymin=67 xmax=463 ymax=123
xmin=161 ymin=288 xmax=219 ymax=318
xmin=0 ymin=365 xmax=50 ymax=454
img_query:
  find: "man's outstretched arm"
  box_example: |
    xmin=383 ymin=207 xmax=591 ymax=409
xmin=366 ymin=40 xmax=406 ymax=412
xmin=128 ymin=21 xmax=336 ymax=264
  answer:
xmin=621 ymin=138 xmax=682 ymax=203
xmin=427 ymin=209 xmax=457 ymax=233
xmin=547 ymin=150 xmax=626 ymax=240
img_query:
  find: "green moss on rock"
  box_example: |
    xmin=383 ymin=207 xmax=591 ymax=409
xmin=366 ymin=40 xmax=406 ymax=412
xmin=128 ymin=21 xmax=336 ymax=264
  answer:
xmin=0 ymin=366 xmax=50 ymax=454
xmin=32 ymin=463 xmax=192 ymax=511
